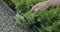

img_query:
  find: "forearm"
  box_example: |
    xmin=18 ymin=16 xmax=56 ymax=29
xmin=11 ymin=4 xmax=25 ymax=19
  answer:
xmin=47 ymin=0 xmax=60 ymax=6
xmin=31 ymin=0 xmax=60 ymax=11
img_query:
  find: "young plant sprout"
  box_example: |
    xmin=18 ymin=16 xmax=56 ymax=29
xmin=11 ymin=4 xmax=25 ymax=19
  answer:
xmin=6 ymin=0 xmax=60 ymax=32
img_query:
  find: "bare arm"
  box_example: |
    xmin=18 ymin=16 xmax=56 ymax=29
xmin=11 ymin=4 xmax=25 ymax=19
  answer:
xmin=48 ymin=0 xmax=60 ymax=5
xmin=31 ymin=0 xmax=60 ymax=11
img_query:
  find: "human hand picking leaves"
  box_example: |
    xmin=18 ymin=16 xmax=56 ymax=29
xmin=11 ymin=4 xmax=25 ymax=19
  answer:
xmin=31 ymin=0 xmax=60 ymax=11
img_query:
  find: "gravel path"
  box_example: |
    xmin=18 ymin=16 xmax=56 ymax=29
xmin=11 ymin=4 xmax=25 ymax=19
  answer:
xmin=0 ymin=0 xmax=24 ymax=32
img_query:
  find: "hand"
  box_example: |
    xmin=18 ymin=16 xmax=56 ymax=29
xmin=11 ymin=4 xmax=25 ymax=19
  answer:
xmin=31 ymin=1 xmax=50 ymax=11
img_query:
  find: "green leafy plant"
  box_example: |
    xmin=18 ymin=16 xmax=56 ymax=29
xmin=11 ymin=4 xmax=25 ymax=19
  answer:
xmin=5 ymin=0 xmax=60 ymax=32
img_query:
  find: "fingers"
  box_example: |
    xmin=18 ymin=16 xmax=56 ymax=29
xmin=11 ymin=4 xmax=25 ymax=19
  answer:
xmin=31 ymin=2 xmax=41 ymax=11
xmin=31 ymin=1 xmax=49 ymax=11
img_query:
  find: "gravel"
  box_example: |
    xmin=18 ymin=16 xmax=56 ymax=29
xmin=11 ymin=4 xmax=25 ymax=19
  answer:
xmin=0 ymin=0 xmax=25 ymax=32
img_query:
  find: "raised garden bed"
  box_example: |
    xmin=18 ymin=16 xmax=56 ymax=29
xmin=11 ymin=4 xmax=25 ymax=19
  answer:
xmin=3 ymin=0 xmax=60 ymax=32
